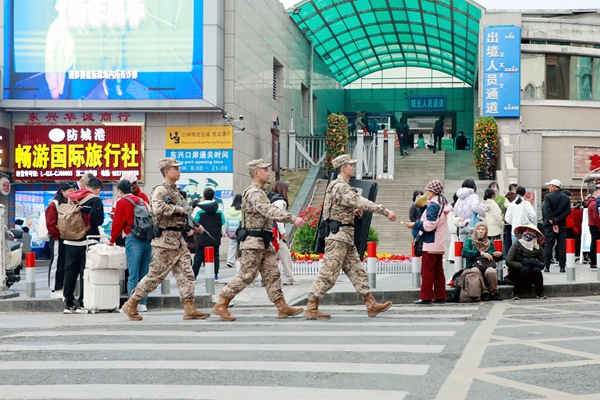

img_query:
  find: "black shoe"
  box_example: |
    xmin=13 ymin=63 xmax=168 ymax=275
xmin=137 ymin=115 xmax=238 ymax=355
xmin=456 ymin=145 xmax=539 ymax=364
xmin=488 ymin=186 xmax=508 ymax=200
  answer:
xmin=510 ymin=291 xmax=520 ymax=300
xmin=481 ymin=293 xmax=491 ymax=302
xmin=543 ymin=267 xmax=550 ymax=273
xmin=414 ymin=299 xmax=432 ymax=305
xmin=536 ymin=292 xmax=548 ymax=299
xmin=63 ymin=304 xmax=75 ymax=314
xmin=491 ymin=293 xmax=503 ymax=301
xmin=433 ymin=299 xmax=446 ymax=304
xmin=560 ymin=267 xmax=566 ymax=273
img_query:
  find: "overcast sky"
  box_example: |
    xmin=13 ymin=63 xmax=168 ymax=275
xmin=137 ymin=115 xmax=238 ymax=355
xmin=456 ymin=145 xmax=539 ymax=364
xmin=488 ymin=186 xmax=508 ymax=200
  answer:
xmin=279 ymin=0 xmax=599 ymax=10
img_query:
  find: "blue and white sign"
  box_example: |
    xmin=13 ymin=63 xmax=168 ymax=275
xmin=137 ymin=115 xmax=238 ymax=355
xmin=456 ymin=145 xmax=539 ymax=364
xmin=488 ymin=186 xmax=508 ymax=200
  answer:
xmin=483 ymin=26 xmax=521 ymax=118
xmin=166 ymin=149 xmax=233 ymax=173
xmin=408 ymin=96 xmax=447 ymax=112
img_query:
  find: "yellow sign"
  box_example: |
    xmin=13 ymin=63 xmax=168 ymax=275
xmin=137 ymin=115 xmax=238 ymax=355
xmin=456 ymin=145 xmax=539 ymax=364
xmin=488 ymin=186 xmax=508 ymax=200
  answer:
xmin=166 ymin=126 xmax=233 ymax=149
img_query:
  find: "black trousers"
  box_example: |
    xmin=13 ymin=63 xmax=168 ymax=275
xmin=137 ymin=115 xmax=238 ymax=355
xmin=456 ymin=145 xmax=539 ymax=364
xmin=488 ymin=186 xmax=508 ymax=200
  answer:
xmin=432 ymin=135 xmax=442 ymax=152
xmin=544 ymin=225 xmax=566 ymax=268
xmin=48 ymin=238 xmax=66 ymax=291
xmin=63 ymin=244 xmax=87 ymax=307
xmin=193 ymin=246 xmax=220 ymax=278
xmin=589 ymin=226 xmax=599 ymax=266
xmin=513 ymin=266 xmax=544 ymax=293
xmin=504 ymin=224 xmax=513 ymax=256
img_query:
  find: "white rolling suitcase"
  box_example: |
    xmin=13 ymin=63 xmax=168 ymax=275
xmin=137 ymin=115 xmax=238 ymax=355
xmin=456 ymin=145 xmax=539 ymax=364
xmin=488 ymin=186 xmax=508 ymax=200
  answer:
xmin=83 ymin=237 xmax=127 ymax=314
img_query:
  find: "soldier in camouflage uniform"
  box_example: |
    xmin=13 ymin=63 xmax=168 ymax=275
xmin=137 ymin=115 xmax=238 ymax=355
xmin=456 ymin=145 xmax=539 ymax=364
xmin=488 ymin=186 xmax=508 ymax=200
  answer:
xmin=212 ymin=159 xmax=307 ymax=321
xmin=305 ymin=154 xmax=398 ymax=320
xmin=121 ymin=158 xmax=211 ymax=321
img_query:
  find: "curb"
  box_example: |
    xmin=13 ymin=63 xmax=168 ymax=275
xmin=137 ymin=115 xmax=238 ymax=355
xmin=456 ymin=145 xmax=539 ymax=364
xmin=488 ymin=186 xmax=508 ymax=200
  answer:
xmin=0 ymin=294 xmax=213 ymax=313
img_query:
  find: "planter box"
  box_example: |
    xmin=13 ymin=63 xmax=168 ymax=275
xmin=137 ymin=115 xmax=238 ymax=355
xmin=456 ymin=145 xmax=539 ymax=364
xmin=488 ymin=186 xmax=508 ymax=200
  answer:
xmin=284 ymin=261 xmax=412 ymax=275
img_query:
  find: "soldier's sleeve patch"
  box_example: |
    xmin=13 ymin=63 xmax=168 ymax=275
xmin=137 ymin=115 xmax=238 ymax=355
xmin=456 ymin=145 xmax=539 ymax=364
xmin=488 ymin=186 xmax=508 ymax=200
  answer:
xmin=156 ymin=192 xmax=164 ymax=201
xmin=260 ymin=196 xmax=269 ymax=204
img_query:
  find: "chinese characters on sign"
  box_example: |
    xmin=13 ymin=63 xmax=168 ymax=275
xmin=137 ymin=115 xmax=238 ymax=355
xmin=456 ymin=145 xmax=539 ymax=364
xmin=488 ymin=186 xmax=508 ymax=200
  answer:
xmin=408 ymin=96 xmax=447 ymax=112
xmin=165 ymin=126 xmax=234 ymax=173
xmin=14 ymin=125 xmax=142 ymax=182
xmin=167 ymin=150 xmax=233 ymax=173
xmin=483 ymin=26 xmax=521 ymax=118
xmin=12 ymin=112 xmax=144 ymax=124
xmin=68 ymin=70 xmax=138 ymax=80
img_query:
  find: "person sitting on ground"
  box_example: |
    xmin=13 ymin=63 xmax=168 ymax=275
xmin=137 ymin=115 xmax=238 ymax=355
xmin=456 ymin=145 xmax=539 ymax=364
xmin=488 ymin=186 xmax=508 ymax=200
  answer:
xmin=505 ymin=224 xmax=548 ymax=300
xmin=461 ymin=222 xmax=503 ymax=301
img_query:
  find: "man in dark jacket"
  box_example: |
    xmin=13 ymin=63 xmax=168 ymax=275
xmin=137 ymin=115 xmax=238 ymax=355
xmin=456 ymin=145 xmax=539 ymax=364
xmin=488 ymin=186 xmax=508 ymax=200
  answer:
xmin=587 ymin=190 xmax=600 ymax=269
xmin=63 ymin=178 xmax=105 ymax=313
xmin=396 ymin=118 xmax=409 ymax=158
xmin=193 ymin=188 xmax=225 ymax=280
xmin=542 ymin=179 xmax=571 ymax=273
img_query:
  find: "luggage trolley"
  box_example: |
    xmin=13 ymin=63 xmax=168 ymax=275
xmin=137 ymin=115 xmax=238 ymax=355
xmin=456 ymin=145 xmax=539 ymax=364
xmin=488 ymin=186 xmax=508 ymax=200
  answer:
xmin=83 ymin=235 xmax=127 ymax=314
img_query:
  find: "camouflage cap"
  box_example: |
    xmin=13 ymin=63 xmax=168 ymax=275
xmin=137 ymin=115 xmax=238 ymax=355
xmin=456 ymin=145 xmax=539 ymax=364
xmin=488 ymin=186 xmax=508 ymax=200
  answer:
xmin=247 ymin=159 xmax=271 ymax=173
xmin=157 ymin=157 xmax=182 ymax=170
xmin=332 ymin=154 xmax=357 ymax=169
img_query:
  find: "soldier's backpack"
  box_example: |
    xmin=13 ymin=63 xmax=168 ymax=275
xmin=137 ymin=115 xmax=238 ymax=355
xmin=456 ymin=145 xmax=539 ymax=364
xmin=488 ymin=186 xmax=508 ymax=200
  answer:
xmin=459 ymin=269 xmax=482 ymax=302
xmin=123 ymin=196 xmax=153 ymax=241
xmin=57 ymin=194 xmax=96 ymax=240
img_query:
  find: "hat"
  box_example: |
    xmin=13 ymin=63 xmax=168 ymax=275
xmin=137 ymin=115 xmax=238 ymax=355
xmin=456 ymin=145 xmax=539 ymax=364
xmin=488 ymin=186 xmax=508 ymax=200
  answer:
xmin=332 ymin=154 xmax=357 ymax=169
xmin=425 ymin=179 xmax=444 ymax=195
xmin=246 ymin=159 xmax=271 ymax=173
xmin=545 ymin=179 xmax=562 ymax=188
xmin=60 ymin=181 xmax=77 ymax=191
xmin=120 ymin=172 xmax=138 ymax=184
xmin=563 ymin=190 xmax=573 ymax=197
xmin=157 ymin=157 xmax=182 ymax=170
xmin=187 ymin=179 xmax=199 ymax=185
xmin=117 ymin=179 xmax=132 ymax=194
xmin=205 ymin=178 xmax=218 ymax=187
xmin=513 ymin=224 xmax=545 ymax=244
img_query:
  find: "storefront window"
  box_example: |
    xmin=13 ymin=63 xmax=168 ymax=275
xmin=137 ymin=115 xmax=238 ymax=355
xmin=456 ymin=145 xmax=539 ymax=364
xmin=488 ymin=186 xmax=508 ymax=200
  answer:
xmin=521 ymin=54 xmax=546 ymax=99
xmin=570 ymin=56 xmax=593 ymax=100
xmin=593 ymin=59 xmax=600 ymax=101
xmin=546 ymin=55 xmax=570 ymax=100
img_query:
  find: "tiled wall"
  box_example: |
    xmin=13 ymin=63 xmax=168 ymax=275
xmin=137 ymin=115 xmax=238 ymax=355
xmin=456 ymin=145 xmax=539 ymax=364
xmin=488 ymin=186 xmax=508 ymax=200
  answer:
xmin=224 ymin=0 xmax=345 ymax=192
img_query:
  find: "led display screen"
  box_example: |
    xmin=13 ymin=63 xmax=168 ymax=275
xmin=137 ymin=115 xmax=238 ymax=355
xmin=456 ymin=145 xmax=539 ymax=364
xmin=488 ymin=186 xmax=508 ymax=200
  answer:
xmin=3 ymin=0 xmax=203 ymax=100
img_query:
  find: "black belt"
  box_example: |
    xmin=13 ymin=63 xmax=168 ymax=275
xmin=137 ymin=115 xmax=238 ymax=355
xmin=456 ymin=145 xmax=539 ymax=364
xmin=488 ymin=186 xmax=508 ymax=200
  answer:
xmin=163 ymin=227 xmax=186 ymax=232
xmin=246 ymin=229 xmax=271 ymax=237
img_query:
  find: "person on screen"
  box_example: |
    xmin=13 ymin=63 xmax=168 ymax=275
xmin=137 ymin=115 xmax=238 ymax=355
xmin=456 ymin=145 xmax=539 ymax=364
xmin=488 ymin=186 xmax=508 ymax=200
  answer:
xmin=101 ymin=0 xmax=127 ymax=97
xmin=45 ymin=0 xmax=76 ymax=100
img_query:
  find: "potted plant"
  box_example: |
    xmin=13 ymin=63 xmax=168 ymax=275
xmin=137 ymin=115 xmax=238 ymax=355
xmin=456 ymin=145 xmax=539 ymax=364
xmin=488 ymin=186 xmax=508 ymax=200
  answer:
xmin=324 ymin=113 xmax=349 ymax=172
xmin=473 ymin=116 xmax=499 ymax=180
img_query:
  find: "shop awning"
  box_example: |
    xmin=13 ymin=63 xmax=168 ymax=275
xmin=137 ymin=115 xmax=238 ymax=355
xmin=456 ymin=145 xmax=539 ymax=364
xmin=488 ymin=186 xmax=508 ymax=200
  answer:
xmin=289 ymin=0 xmax=484 ymax=86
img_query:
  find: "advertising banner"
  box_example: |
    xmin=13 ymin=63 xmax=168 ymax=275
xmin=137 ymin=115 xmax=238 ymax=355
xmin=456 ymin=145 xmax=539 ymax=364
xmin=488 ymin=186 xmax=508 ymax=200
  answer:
xmin=180 ymin=173 xmax=234 ymax=211
xmin=4 ymin=0 xmax=204 ymax=100
xmin=12 ymin=111 xmax=144 ymax=124
xmin=14 ymin=125 xmax=143 ymax=182
xmin=166 ymin=126 xmax=234 ymax=173
xmin=0 ymin=127 xmax=10 ymax=171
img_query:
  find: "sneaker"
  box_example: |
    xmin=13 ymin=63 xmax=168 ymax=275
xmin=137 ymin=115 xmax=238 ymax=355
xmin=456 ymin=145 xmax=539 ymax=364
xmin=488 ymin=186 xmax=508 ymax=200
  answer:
xmin=283 ymin=278 xmax=299 ymax=285
xmin=227 ymin=262 xmax=235 ymax=268
xmin=591 ymin=265 xmax=597 ymax=269
xmin=400 ymin=156 xmax=404 ymax=159
xmin=536 ymin=292 xmax=548 ymax=299
xmin=543 ymin=267 xmax=550 ymax=273
xmin=491 ymin=293 xmax=503 ymax=301
xmin=214 ymin=274 xmax=219 ymax=283
xmin=404 ymin=150 xmax=408 ymax=155
xmin=432 ymin=299 xmax=446 ymax=304
xmin=63 ymin=304 xmax=75 ymax=314
xmin=137 ymin=304 xmax=147 ymax=312
xmin=481 ymin=293 xmax=491 ymax=302
xmin=559 ymin=267 xmax=566 ymax=273
xmin=510 ymin=291 xmax=520 ymax=300
xmin=74 ymin=305 xmax=86 ymax=314
xmin=51 ymin=290 xmax=63 ymax=299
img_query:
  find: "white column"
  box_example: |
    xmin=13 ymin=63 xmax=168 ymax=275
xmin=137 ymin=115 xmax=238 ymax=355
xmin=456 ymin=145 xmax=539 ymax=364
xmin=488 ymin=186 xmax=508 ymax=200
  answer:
xmin=288 ymin=130 xmax=296 ymax=169
xmin=386 ymin=131 xmax=395 ymax=180
xmin=355 ymin=131 xmax=364 ymax=180
xmin=376 ymin=130 xmax=385 ymax=180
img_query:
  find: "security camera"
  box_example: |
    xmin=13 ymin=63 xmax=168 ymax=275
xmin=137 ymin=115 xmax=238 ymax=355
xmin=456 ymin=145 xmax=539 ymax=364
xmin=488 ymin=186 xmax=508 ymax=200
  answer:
xmin=234 ymin=125 xmax=245 ymax=131
xmin=222 ymin=110 xmax=233 ymax=121
xmin=239 ymin=115 xmax=244 ymax=121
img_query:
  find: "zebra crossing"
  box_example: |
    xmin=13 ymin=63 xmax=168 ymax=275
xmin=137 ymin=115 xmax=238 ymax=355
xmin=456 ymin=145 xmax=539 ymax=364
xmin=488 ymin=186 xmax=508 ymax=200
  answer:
xmin=0 ymin=304 xmax=484 ymax=399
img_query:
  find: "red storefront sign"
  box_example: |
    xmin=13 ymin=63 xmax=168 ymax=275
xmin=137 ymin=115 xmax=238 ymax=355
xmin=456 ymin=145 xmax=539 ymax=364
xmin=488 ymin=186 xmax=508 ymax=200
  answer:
xmin=14 ymin=125 xmax=142 ymax=182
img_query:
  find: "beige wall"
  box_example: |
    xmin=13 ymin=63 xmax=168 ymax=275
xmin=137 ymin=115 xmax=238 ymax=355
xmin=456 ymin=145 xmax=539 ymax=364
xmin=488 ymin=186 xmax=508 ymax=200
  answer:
xmin=542 ymin=136 xmax=600 ymax=189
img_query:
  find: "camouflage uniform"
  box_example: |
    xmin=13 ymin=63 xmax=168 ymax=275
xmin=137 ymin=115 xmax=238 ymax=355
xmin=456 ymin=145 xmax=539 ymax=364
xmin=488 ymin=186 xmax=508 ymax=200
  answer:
xmin=310 ymin=174 xmax=390 ymax=300
xmin=130 ymin=180 xmax=196 ymax=302
xmin=220 ymin=181 xmax=295 ymax=302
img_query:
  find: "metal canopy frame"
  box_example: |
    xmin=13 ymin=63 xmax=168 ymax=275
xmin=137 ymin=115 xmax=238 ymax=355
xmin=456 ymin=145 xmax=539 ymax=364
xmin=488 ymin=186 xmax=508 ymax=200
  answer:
xmin=289 ymin=0 xmax=484 ymax=86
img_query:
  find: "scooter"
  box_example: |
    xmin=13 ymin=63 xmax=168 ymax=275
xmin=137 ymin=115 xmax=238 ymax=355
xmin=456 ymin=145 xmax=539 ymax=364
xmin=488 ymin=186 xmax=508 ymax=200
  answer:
xmin=3 ymin=227 xmax=23 ymax=288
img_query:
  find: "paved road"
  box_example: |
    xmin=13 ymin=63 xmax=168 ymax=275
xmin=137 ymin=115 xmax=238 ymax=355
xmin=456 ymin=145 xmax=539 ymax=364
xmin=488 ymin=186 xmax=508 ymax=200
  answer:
xmin=0 ymin=297 xmax=599 ymax=399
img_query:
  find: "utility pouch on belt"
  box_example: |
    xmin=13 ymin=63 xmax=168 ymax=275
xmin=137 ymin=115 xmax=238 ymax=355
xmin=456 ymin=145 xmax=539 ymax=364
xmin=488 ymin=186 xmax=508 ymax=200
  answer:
xmin=236 ymin=226 xmax=249 ymax=241
xmin=261 ymin=230 xmax=274 ymax=249
xmin=328 ymin=220 xmax=341 ymax=234
xmin=152 ymin=226 xmax=162 ymax=239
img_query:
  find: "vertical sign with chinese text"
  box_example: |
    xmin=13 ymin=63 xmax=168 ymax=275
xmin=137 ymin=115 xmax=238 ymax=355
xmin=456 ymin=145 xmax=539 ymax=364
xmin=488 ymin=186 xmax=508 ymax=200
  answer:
xmin=165 ymin=126 xmax=234 ymax=173
xmin=483 ymin=26 xmax=521 ymax=118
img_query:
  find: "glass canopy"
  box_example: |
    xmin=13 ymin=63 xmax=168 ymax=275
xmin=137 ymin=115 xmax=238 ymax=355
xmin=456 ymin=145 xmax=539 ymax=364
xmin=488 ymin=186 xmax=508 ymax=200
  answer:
xmin=289 ymin=0 xmax=484 ymax=86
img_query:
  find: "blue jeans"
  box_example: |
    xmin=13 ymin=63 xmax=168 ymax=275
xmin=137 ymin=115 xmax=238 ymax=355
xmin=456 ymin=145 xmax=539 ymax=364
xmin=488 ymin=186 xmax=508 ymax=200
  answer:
xmin=125 ymin=234 xmax=151 ymax=305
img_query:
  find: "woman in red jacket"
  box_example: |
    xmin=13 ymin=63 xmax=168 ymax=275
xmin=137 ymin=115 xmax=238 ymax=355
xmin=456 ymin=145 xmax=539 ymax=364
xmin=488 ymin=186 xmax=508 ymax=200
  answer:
xmin=46 ymin=181 xmax=76 ymax=298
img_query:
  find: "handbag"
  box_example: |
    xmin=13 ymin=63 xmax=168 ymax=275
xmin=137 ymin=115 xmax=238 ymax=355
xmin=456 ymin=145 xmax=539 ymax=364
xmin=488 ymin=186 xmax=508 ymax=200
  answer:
xmin=413 ymin=234 xmax=425 ymax=257
xmin=469 ymin=212 xmax=482 ymax=229
xmin=474 ymin=256 xmax=496 ymax=273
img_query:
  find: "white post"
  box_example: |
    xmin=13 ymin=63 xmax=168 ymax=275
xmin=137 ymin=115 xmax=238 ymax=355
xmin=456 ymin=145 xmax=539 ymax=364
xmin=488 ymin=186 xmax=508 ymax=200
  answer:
xmin=566 ymin=238 xmax=575 ymax=282
xmin=386 ymin=131 xmax=395 ymax=180
xmin=355 ymin=131 xmax=364 ymax=180
xmin=205 ymin=246 xmax=215 ymax=295
xmin=289 ymin=130 xmax=296 ymax=169
xmin=454 ymin=241 xmax=464 ymax=273
xmin=25 ymin=252 xmax=36 ymax=298
xmin=376 ymin=130 xmax=385 ymax=180
xmin=0 ymin=205 xmax=6 ymax=291
xmin=367 ymin=242 xmax=377 ymax=288
xmin=161 ymin=278 xmax=170 ymax=295
xmin=412 ymin=242 xmax=421 ymax=288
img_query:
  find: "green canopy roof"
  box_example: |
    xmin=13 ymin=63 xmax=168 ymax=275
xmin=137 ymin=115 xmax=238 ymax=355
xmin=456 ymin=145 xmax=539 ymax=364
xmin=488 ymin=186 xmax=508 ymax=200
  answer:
xmin=289 ymin=0 xmax=484 ymax=86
